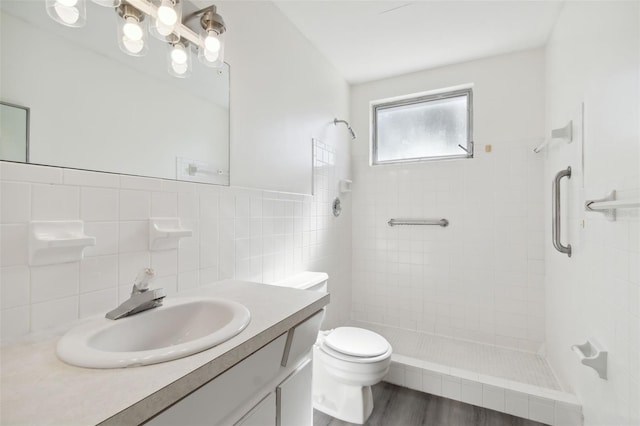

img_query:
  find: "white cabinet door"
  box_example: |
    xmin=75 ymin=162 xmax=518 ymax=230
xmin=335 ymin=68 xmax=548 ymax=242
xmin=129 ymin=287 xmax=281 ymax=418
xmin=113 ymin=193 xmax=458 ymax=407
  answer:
xmin=146 ymin=334 xmax=287 ymax=426
xmin=276 ymin=360 xmax=312 ymax=426
xmin=235 ymin=393 xmax=276 ymax=426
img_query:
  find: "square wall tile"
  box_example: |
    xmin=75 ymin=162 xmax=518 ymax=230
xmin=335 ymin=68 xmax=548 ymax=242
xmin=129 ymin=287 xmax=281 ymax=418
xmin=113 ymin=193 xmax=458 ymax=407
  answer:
xmin=505 ymin=390 xmax=528 ymax=419
xmin=152 ymin=250 xmax=178 ymax=277
xmin=529 ymin=396 xmax=555 ymax=425
xmin=32 ymin=185 xmax=79 ymax=220
xmin=178 ymin=270 xmax=199 ymax=292
xmin=80 ymin=255 xmax=118 ymax=293
xmin=461 ymin=379 xmax=483 ymax=407
xmin=119 ymin=190 xmax=150 ymax=220
xmin=178 ymin=192 xmax=198 ymax=221
xmin=119 ymin=221 xmax=148 ymax=253
xmin=1 ymin=266 xmax=30 ymax=309
xmin=442 ymin=375 xmax=462 ymax=401
xmin=0 ymin=224 xmax=28 ymax=267
xmin=219 ymin=196 xmax=235 ymax=218
xmin=31 ymin=296 xmax=78 ymax=332
xmin=200 ymin=242 xmax=218 ymax=270
xmin=83 ymin=222 xmax=119 ymax=257
xmin=405 ymin=366 xmax=423 ymax=391
xmin=81 ymin=187 xmax=118 ymax=221
xmin=118 ymin=252 xmax=150 ymax=285
xmin=482 ymin=384 xmax=506 ymax=413
xmin=152 ymin=192 xmax=178 ymax=217
xmin=1 ymin=182 xmax=30 ymax=224
xmin=1 ymin=162 xmax=62 ymax=184
xmin=555 ymin=402 xmax=582 ymax=426
xmin=79 ymin=288 xmax=117 ymax=318
xmin=384 ymin=362 xmax=405 ymax=387
xmin=178 ymin=233 xmax=199 ymax=273
xmin=155 ymin=275 xmax=178 ymax=296
xmin=1 ymin=305 xmax=30 ymax=340
xmin=63 ymin=169 xmax=119 ymax=188
xmin=30 ymin=263 xmax=79 ymax=303
xmin=199 ymin=267 xmax=218 ymax=286
xmin=422 ymin=371 xmax=443 ymax=396
xmin=120 ymin=175 xmax=162 ymax=191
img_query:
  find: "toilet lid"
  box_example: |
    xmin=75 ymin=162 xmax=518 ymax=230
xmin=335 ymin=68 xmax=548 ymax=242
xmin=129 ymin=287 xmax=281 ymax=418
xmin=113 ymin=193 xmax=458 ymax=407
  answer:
xmin=324 ymin=327 xmax=390 ymax=358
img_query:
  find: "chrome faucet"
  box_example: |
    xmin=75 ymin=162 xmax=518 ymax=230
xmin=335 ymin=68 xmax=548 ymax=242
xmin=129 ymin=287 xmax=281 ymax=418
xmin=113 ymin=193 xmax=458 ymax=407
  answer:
xmin=105 ymin=268 xmax=166 ymax=320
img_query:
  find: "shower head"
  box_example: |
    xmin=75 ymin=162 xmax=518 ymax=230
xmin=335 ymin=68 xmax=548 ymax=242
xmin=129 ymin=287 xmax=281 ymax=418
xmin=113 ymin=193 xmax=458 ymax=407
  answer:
xmin=334 ymin=118 xmax=357 ymax=140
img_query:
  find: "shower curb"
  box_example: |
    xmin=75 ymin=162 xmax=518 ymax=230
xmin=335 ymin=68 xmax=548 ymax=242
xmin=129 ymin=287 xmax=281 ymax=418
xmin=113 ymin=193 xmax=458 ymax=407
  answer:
xmin=385 ymin=353 xmax=583 ymax=426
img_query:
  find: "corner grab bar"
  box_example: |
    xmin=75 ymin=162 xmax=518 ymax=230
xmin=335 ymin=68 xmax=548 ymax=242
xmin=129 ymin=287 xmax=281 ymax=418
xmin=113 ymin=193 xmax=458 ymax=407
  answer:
xmin=552 ymin=166 xmax=572 ymax=257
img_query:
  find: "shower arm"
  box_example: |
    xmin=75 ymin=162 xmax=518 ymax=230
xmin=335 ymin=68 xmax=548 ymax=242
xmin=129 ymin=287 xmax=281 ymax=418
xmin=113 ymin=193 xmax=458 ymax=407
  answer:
xmin=333 ymin=118 xmax=357 ymax=140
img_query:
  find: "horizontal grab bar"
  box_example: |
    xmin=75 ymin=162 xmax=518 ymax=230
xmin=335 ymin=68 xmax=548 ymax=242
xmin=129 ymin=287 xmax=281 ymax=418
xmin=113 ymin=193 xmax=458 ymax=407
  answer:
xmin=388 ymin=218 xmax=449 ymax=227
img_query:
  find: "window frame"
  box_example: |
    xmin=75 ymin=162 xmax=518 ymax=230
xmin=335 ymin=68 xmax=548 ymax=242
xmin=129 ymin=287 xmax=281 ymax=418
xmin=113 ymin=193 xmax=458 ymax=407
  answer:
xmin=371 ymin=87 xmax=473 ymax=166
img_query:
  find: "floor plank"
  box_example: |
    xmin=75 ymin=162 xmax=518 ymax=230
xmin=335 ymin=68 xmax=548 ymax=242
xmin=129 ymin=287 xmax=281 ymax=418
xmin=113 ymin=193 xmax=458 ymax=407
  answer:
xmin=313 ymin=382 xmax=548 ymax=426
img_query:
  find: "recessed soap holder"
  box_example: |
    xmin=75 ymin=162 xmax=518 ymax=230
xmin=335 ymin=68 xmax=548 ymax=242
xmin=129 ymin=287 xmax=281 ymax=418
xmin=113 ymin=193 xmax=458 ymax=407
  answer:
xmin=149 ymin=217 xmax=193 ymax=251
xmin=339 ymin=179 xmax=353 ymax=193
xmin=571 ymin=338 xmax=608 ymax=380
xmin=29 ymin=221 xmax=96 ymax=266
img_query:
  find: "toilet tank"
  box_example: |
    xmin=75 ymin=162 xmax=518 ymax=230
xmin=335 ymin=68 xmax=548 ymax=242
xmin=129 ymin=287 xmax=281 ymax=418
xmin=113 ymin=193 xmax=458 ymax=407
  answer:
xmin=271 ymin=272 xmax=328 ymax=293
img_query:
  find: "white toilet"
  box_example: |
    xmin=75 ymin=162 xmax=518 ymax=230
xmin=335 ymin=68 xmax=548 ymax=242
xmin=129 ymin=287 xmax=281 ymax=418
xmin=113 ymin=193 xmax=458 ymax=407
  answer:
xmin=271 ymin=272 xmax=392 ymax=424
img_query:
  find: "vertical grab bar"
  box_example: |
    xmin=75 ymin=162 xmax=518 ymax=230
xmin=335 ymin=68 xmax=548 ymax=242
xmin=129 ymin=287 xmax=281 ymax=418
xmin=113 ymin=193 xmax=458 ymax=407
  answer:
xmin=552 ymin=166 xmax=572 ymax=257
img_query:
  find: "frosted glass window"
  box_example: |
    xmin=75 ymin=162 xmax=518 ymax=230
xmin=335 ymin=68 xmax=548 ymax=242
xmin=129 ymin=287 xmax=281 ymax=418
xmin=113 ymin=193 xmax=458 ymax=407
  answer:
xmin=372 ymin=89 xmax=472 ymax=164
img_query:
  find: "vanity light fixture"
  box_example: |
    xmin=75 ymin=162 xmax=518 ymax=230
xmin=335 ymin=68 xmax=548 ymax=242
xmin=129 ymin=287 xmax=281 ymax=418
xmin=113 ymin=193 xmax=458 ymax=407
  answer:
xmin=45 ymin=0 xmax=227 ymax=77
xmin=116 ymin=2 xmax=148 ymax=56
xmin=167 ymin=36 xmax=192 ymax=78
xmin=183 ymin=5 xmax=226 ymax=68
xmin=45 ymin=0 xmax=87 ymax=27
xmin=149 ymin=0 xmax=181 ymax=39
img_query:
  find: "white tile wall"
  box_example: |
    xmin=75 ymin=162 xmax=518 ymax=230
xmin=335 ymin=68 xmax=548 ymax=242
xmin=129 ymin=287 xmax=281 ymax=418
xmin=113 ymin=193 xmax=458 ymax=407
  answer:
xmin=0 ymin=149 xmax=351 ymax=339
xmin=544 ymin=2 xmax=640 ymax=425
xmin=350 ymin=49 xmax=546 ymax=352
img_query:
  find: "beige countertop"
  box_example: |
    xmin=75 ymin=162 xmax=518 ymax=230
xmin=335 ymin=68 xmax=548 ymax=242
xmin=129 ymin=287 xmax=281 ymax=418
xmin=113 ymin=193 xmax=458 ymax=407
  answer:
xmin=0 ymin=280 xmax=329 ymax=425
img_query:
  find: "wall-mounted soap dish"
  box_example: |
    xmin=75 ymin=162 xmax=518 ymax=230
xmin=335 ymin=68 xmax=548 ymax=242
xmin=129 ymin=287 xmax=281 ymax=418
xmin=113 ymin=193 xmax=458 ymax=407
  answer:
xmin=339 ymin=179 xmax=352 ymax=193
xmin=29 ymin=221 xmax=96 ymax=266
xmin=571 ymin=338 xmax=608 ymax=380
xmin=149 ymin=217 xmax=193 ymax=251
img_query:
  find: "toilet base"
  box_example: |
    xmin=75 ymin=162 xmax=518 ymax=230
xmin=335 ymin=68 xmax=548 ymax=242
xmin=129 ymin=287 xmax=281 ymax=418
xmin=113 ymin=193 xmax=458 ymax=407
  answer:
xmin=312 ymin=355 xmax=374 ymax=424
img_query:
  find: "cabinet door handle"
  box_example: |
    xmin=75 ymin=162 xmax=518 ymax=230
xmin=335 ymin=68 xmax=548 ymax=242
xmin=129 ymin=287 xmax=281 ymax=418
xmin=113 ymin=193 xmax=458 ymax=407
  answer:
xmin=552 ymin=166 xmax=572 ymax=257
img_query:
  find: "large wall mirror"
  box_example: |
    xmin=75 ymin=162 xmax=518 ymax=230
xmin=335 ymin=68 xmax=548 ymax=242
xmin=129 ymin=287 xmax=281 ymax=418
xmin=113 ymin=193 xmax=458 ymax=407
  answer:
xmin=0 ymin=0 xmax=230 ymax=185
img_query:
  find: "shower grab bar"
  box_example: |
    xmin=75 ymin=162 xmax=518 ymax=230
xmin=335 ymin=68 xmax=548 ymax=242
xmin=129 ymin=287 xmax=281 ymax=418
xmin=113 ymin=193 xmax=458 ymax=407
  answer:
xmin=388 ymin=218 xmax=449 ymax=227
xmin=552 ymin=167 xmax=572 ymax=257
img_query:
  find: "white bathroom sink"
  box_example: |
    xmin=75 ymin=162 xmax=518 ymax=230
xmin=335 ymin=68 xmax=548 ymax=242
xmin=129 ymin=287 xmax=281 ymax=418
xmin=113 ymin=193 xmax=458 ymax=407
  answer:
xmin=56 ymin=297 xmax=251 ymax=368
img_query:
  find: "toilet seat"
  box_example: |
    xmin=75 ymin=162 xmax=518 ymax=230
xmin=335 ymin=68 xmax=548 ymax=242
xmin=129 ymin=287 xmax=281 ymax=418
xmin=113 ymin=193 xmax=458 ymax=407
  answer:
xmin=320 ymin=343 xmax=392 ymax=363
xmin=319 ymin=327 xmax=391 ymax=363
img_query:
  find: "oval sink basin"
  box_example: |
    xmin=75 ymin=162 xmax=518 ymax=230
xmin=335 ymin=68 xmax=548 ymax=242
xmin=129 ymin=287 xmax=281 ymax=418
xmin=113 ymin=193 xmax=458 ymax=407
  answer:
xmin=56 ymin=297 xmax=251 ymax=368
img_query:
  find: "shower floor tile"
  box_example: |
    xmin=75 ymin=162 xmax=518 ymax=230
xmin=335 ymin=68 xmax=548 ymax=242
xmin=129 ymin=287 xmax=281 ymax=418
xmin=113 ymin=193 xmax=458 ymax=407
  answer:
xmin=350 ymin=321 xmax=561 ymax=391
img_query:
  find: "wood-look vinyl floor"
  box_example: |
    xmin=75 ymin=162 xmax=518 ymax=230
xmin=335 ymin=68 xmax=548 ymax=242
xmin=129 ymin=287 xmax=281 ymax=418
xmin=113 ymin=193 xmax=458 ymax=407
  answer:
xmin=313 ymin=382 xmax=547 ymax=426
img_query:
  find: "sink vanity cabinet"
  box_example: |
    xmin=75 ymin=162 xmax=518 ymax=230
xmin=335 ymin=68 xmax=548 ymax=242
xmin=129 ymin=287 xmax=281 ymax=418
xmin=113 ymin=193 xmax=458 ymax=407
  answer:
xmin=146 ymin=310 xmax=323 ymax=426
xmin=0 ymin=280 xmax=329 ymax=426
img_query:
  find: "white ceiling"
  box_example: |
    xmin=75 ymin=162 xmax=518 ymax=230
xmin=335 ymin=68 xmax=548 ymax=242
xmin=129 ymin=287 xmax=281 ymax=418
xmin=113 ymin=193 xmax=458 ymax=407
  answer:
xmin=274 ymin=1 xmax=564 ymax=84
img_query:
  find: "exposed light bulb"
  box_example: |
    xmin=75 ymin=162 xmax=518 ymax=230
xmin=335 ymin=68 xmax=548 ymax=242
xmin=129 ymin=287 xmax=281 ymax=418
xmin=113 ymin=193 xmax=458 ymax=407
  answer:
xmin=203 ymin=48 xmax=219 ymax=62
xmin=204 ymin=31 xmax=221 ymax=53
xmin=122 ymin=37 xmax=144 ymax=54
xmin=54 ymin=2 xmax=80 ymax=24
xmin=157 ymin=2 xmax=178 ymax=26
xmin=46 ymin=0 xmax=86 ymax=27
xmin=171 ymin=45 xmax=188 ymax=64
xmin=155 ymin=21 xmax=173 ymax=36
xmin=171 ymin=61 xmax=188 ymax=75
xmin=123 ymin=17 xmax=143 ymax=41
xmin=91 ymin=0 xmax=121 ymax=7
